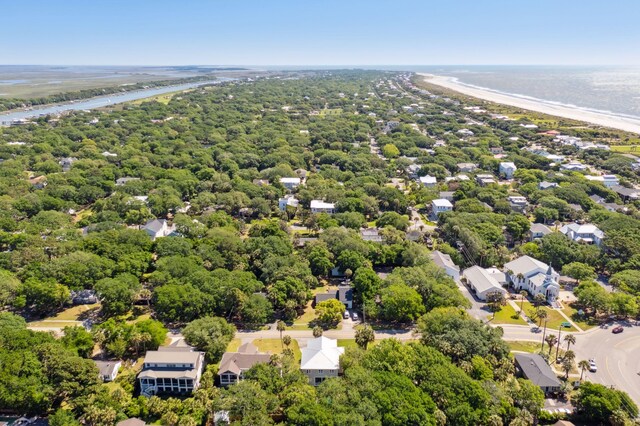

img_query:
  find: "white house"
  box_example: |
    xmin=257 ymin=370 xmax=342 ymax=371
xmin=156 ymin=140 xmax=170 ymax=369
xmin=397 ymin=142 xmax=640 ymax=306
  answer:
xmin=462 ymin=266 xmax=507 ymax=301
xmin=431 ymin=199 xmax=453 ymax=220
xmin=310 ymin=200 xmax=336 ymax=214
xmin=476 ymin=174 xmax=496 ymax=186
xmin=560 ymin=162 xmax=588 ymax=172
xmin=278 ymin=195 xmax=299 ymax=211
xmin=538 ymin=181 xmax=559 ymax=190
xmin=95 ymin=360 xmax=122 ymax=382
xmin=504 ymin=256 xmax=560 ymax=303
xmin=300 ymin=337 xmax=345 ymax=386
xmin=499 ymin=162 xmax=517 ymax=179
xmin=138 ymin=347 xmax=205 ymax=396
xmin=280 ymin=177 xmax=302 ymax=190
xmin=142 ymin=219 xmax=177 ymax=241
xmin=586 ymin=175 xmax=619 ymax=188
xmin=560 ymin=223 xmax=604 ymax=247
xmin=419 ymin=175 xmax=437 ymax=187
xmin=430 ymin=250 xmax=460 ymax=281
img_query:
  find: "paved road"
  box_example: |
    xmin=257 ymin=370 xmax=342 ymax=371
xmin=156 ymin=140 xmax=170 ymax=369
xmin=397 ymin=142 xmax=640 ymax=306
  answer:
xmin=571 ymin=322 xmax=640 ymax=407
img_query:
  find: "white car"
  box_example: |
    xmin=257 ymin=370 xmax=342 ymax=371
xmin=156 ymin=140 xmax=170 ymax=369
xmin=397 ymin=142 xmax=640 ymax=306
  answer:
xmin=351 ymin=312 xmax=359 ymax=321
xmin=343 ymin=311 xmax=350 ymax=319
xmin=588 ymin=359 xmax=597 ymax=372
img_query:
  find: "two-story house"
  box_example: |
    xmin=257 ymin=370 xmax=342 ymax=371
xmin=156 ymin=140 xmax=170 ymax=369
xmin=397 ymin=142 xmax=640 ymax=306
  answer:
xmin=218 ymin=343 xmax=270 ymax=386
xmin=560 ymin=223 xmax=604 ymax=247
xmin=301 ymin=337 xmax=345 ymax=386
xmin=280 ymin=177 xmax=302 ymax=190
xmin=138 ymin=347 xmax=205 ymax=396
xmin=499 ymin=162 xmax=517 ymax=179
xmin=504 ymin=256 xmax=560 ymax=303
xmin=310 ymin=200 xmax=336 ymax=214
xmin=431 ymin=199 xmax=453 ymax=220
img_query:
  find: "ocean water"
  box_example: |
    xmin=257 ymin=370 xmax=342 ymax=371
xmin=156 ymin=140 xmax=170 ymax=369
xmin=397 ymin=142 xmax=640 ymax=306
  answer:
xmin=404 ymin=66 xmax=640 ymax=120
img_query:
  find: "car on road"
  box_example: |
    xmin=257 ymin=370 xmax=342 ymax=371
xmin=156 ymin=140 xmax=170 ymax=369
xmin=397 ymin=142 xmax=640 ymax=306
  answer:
xmin=351 ymin=312 xmax=359 ymax=321
xmin=612 ymin=326 xmax=624 ymax=334
xmin=588 ymin=359 xmax=597 ymax=372
xmin=343 ymin=311 xmax=350 ymax=320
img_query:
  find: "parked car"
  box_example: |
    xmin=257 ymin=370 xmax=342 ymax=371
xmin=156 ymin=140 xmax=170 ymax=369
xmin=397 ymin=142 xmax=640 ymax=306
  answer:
xmin=588 ymin=359 xmax=597 ymax=372
xmin=351 ymin=312 xmax=359 ymax=321
xmin=343 ymin=311 xmax=350 ymax=319
xmin=612 ymin=326 xmax=624 ymax=334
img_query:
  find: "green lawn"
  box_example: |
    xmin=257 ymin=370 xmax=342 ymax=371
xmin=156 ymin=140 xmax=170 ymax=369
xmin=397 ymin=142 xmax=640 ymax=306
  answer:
xmin=28 ymin=320 xmax=83 ymax=328
xmin=508 ymin=341 xmax=542 ymax=353
xmin=488 ymin=303 xmax=527 ymax=325
xmin=50 ymin=303 xmax=100 ymax=321
xmin=253 ymin=338 xmax=301 ymax=363
xmin=560 ymin=303 xmax=598 ymax=330
xmin=610 ymin=145 xmax=640 ymax=154
xmin=523 ymin=302 xmax=578 ymax=332
xmin=226 ymin=338 xmax=242 ymax=353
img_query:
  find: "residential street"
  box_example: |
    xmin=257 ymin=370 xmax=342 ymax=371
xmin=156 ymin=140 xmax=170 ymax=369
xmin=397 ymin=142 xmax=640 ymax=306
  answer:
xmin=571 ymin=323 xmax=640 ymax=407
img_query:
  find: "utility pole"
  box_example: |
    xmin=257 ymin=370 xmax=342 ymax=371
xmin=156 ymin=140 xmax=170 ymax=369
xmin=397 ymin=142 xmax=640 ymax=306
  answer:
xmin=541 ymin=319 xmax=548 ymax=353
xmin=555 ymin=324 xmax=563 ymax=362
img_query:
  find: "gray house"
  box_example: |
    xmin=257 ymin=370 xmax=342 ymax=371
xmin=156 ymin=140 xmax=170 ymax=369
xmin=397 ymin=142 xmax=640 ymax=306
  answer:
xmin=514 ymin=353 xmax=561 ymax=394
xmin=314 ymin=286 xmax=353 ymax=309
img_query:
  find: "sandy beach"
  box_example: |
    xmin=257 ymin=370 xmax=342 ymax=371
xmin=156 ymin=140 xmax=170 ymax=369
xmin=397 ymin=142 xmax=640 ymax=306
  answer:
xmin=419 ymin=73 xmax=640 ymax=135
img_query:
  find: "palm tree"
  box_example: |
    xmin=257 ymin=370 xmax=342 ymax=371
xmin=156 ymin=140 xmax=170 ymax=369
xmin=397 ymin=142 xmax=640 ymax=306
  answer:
xmin=276 ymin=320 xmax=286 ymax=348
xmin=312 ymin=326 xmax=323 ymax=338
xmin=282 ymin=335 xmax=292 ymax=348
xmin=519 ymin=290 xmax=528 ymax=313
xmin=564 ymin=350 xmax=575 ymax=363
xmin=545 ymin=334 xmax=558 ymax=357
xmin=561 ymin=359 xmax=574 ymax=379
xmin=578 ymin=360 xmax=590 ymax=381
xmin=564 ymin=334 xmax=576 ymax=352
xmin=355 ymin=325 xmax=375 ymax=350
xmin=534 ymin=293 xmax=546 ymax=308
xmin=537 ymin=309 xmax=548 ymax=327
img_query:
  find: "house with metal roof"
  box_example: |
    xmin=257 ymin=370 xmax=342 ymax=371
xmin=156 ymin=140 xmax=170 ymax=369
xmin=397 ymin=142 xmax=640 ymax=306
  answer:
xmin=300 ymin=337 xmax=345 ymax=386
xmin=430 ymin=250 xmax=460 ymax=281
xmin=462 ymin=265 xmax=506 ymax=301
xmin=560 ymin=223 xmax=604 ymax=247
xmin=504 ymin=256 xmax=560 ymax=303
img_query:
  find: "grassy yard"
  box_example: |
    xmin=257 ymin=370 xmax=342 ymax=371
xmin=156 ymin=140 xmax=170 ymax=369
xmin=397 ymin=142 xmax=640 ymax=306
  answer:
xmin=28 ymin=320 xmax=83 ymax=328
xmin=611 ymin=145 xmax=640 ymax=154
xmin=52 ymin=303 xmax=100 ymax=320
xmin=523 ymin=302 xmax=578 ymax=332
xmin=288 ymin=286 xmax=341 ymax=330
xmin=252 ymin=338 xmax=301 ymax=363
xmin=488 ymin=303 xmax=527 ymax=326
xmin=560 ymin=303 xmax=598 ymax=330
xmin=226 ymin=338 xmax=242 ymax=353
xmin=508 ymin=341 xmax=542 ymax=353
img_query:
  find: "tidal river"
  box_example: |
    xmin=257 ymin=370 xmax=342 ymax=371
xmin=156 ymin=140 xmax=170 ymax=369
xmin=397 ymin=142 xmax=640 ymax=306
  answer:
xmin=0 ymin=79 xmax=228 ymax=125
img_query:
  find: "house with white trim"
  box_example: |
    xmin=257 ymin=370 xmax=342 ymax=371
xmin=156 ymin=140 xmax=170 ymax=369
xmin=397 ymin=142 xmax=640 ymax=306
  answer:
xmin=499 ymin=162 xmax=517 ymax=179
xmin=138 ymin=347 xmax=205 ymax=396
xmin=504 ymin=256 xmax=560 ymax=303
xmin=310 ymin=200 xmax=336 ymax=214
xmin=463 ymin=266 xmax=506 ymax=301
xmin=560 ymin=223 xmax=604 ymax=247
xmin=419 ymin=175 xmax=437 ymax=187
xmin=430 ymin=250 xmax=460 ymax=281
xmin=431 ymin=199 xmax=453 ymax=220
xmin=218 ymin=343 xmax=270 ymax=386
xmin=300 ymin=337 xmax=345 ymax=386
xmin=280 ymin=177 xmax=302 ymax=190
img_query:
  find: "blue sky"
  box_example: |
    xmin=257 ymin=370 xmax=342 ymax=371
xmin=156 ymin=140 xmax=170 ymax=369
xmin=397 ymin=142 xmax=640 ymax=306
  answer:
xmin=1 ymin=0 xmax=639 ymax=66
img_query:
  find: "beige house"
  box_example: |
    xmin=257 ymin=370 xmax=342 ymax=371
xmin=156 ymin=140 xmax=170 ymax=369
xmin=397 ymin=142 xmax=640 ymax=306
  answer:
xmin=218 ymin=342 xmax=271 ymax=386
